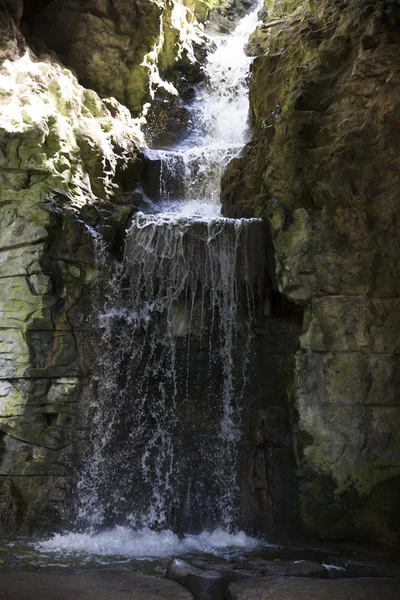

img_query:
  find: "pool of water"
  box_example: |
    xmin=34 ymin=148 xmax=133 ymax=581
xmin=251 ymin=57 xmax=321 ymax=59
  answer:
xmin=1 ymin=530 xmax=397 ymax=578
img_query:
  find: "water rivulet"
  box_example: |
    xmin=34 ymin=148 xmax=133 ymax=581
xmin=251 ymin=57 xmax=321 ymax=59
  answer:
xmin=75 ymin=1 xmax=266 ymax=539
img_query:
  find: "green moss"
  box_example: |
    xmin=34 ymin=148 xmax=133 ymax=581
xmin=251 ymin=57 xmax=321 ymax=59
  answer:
xmin=351 ymin=464 xmax=400 ymax=497
xmin=0 ymin=384 xmax=22 ymax=419
xmin=126 ymin=65 xmax=153 ymax=116
xmin=194 ymin=0 xmax=222 ymax=20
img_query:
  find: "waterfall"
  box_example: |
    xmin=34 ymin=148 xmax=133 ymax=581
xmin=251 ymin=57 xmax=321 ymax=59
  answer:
xmin=40 ymin=1 xmax=266 ymax=557
xmin=77 ymin=214 xmax=265 ymax=533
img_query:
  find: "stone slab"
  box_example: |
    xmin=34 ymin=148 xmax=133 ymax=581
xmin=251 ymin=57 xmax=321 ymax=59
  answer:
xmin=0 ymin=378 xmax=79 ymax=418
xmin=295 ymin=351 xmax=400 ymax=488
xmin=238 ymin=559 xmax=328 ymax=579
xmin=199 ymin=559 xmax=328 ymax=581
xmin=0 ymin=276 xmax=47 ymax=328
xmin=326 ymin=557 xmax=400 ymax=578
xmin=296 ymin=351 xmax=400 ymax=406
xmin=228 ymin=576 xmax=400 ymax=600
xmin=0 ymin=569 xmax=194 ymax=600
xmin=0 ymin=329 xmax=30 ymax=378
xmin=0 ymin=199 xmax=50 ymax=249
xmin=0 ymin=244 xmax=45 ymax=278
xmin=167 ymin=558 xmax=224 ymax=600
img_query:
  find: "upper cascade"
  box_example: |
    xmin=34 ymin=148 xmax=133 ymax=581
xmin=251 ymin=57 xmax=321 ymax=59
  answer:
xmin=141 ymin=1 xmax=263 ymax=217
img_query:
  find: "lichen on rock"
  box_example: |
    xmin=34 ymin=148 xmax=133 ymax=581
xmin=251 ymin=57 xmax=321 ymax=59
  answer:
xmin=0 ymin=52 xmax=143 ymax=205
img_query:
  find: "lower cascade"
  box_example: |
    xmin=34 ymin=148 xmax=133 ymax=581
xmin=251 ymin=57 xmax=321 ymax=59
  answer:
xmin=77 ymin=215 xmax=266 ymax=535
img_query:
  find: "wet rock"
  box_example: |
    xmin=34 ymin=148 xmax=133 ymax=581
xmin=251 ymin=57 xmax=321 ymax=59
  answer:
xmin=0 ymin=2 xmax=142 ymax=532
xmin=141 ymin=149 xmax=186 ymax=202
xmin=0 ymin=479 xmax=19 ymax=536
xmin=1 ymin=570 xmax=195 ymax=600
xmin=220 ymin=0 xmax=400 ymax=547
xmin=238 ymin=559 xmax=328 ymax=578
xmin=228 ymin=576 xmax=400 ymax=600
xmin=201 ymin=559 xmax=328 ymax=580
xmin=144 ymin=94 xmax=192 ymax=148
xmin=326 ymin=558 xmax=400 ymax=578
xmin=166 ymin=558 xmax=225 ymax=600
xmin=204 ymin=0 xmax=256 ymax=33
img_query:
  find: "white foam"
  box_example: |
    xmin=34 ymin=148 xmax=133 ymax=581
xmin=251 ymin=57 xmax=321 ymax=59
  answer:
xmin=323 ymin=563 xmax=347 ymax=572
xmin=37 ymin=527 xmax=264 ymax=559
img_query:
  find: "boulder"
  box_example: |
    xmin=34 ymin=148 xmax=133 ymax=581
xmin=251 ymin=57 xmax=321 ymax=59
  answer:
xmin=326 ymin=558 xmax=400 ymax=579
xmin=166 ymin=559 xmax=224 ymax=600
xmin=236 ymin=559 xmax=328 ymax=579
xmin=1 ymin=569 xmax=195 ymax=600
xmin=197 ymin=559 xmax=328 ymax=580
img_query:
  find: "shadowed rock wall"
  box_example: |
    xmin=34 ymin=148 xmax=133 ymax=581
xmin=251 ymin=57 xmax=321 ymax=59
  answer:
xmin=21 ymin=0 xmax=207 ymax=115
xmin=221 ymin=0 xmax=400 ymax=546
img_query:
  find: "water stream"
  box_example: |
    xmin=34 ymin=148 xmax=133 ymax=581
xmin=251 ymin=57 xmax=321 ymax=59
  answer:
xmin=143 ymin=1 xmax=262 ymax=216
xmin=39 ymin=0 xmax=266 ymax=560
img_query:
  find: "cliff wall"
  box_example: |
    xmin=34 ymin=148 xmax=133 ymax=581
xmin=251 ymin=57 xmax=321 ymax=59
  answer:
xmin=222 ymin=0 xmax=400 ymax=546
xmin=0 ymin=0 xmax=247 ymax=536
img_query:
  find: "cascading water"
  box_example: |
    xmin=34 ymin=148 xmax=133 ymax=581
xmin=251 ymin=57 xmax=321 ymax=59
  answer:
xmin=76 ymin=214 xmax=265 ymax=535
xmin=143 ymin=2 xmax=263 ymax=216
xmin=40 ymin=0 xmax=266 ymax=558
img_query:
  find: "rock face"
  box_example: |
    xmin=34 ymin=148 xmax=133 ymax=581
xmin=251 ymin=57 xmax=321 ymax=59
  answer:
xmin=199 ymin=0 xmax=257 ymax=32
xmin=0 ymin=0 xmax=399 ymax=550
xmin=221 ymin=0 xmax=400 ymax=546
xmin=0 ymin=0 xmax=269 ymax=538
xmin=0 ymin=1 xmax=142 ymax=533
xmin=22 ymin=0 xmax=206 ymax=115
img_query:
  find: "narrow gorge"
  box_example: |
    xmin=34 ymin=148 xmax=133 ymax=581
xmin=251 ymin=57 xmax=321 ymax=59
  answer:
xmin=0 ymin=1 xmax=400 ymax=597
